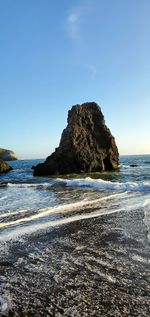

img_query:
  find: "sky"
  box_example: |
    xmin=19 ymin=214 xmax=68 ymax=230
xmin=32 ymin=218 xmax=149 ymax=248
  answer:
xmin=0 ymin=0 xmax=150 ymax=159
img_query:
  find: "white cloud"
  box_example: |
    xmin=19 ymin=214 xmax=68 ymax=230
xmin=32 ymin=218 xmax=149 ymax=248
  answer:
xmin=67 ymin=11 xmax=80 ymax=39
xmin=65 ymin=2 xmax=98 ymax=40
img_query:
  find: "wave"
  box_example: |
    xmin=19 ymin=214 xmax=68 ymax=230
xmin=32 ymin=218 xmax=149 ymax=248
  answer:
xmin=2 ymin=177 xmax=150 ymax=192
xmin=7 ymin=182 xmax=53 ymax=189
xmin=62 ymin=177 xmax=150 ymax=192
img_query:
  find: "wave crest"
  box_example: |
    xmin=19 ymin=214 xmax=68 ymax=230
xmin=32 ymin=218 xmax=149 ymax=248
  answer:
xmin=2 ymin=177 xmax=150 ymax=192
xmin=61 ymin=177 xmax=150 ymax=192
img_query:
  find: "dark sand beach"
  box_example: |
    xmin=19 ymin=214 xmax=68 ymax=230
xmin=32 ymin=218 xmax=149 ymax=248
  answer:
xmin=1 ymin=199 xmax=150 ymax=316
xmin=0 ymin=156 xmax=150 ymax=316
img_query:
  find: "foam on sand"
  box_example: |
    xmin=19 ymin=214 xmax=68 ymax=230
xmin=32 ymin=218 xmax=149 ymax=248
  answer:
xmin=143 ymin=198 xmax=150 ymax=240
xmin=0 ymin=192 xmax=127 ymax=230
xmin=0 ymin=295 xmax=12 ymax=316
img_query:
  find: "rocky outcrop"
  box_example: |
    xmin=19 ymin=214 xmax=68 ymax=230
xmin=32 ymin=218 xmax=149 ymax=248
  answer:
xmin=33 ymin=102 xmax=120 ymax=176
xmin=0 ymin=159 xmax=12 ymax=173
xmin=0 ymin=148 xmax=18 ymax=161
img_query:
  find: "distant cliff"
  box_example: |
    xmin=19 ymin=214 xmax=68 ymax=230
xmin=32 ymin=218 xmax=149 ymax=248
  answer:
xmin=0 ymin=159 xmax=12 ymax=173
xmin=0 ymin=148 xmax=18 ymax=161
xmin=33 ymin=102 xmax=120 ymax=176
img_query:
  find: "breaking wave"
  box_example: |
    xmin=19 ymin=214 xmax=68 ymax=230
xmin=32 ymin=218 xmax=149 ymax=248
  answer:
xmin=7 ymin=182 xmax=53 ymax=189
xmin=64 ymin=177 xmax=150 ymax=191
xmin=3 ymin=177 xmax=149 ymax=192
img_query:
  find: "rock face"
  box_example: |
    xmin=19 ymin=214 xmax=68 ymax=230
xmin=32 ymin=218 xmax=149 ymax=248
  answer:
xmin=0 ymin=159 xmax=12 ymax=173
xmin=33 ymin=102 xmax=120 ymax=176
xmin=0 ymin=148 xmax=18 ymax=161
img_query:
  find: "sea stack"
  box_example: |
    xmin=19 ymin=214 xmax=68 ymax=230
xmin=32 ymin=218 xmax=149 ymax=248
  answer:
xmin=33 ymin=102 xmax=120 ymax=176
xmin=0 ymin=159 xmax=12 ymax=173
xmin=0 ymin=148 xmax=18 ymax=161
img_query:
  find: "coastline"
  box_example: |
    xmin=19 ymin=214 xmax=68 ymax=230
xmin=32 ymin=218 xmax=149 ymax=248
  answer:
xmin=0 ymin=155 xmax=149 ymax=316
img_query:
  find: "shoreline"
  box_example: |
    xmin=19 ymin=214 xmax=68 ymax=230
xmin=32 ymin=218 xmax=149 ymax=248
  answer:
xmin=0 ymin=206 xmax=149 ymax=316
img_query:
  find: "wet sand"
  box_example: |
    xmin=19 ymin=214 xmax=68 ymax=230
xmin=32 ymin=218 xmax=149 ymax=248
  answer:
xmin=0 ymin=207 xmax=150 ymax=316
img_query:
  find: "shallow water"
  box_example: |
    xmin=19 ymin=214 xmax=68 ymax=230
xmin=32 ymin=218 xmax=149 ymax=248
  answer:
xmin=0 ymin=155 xmax=150 ymax=316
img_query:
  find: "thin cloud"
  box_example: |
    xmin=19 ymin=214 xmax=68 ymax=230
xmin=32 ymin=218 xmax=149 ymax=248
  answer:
xmin=67 ymin=11 xmax=80 ymax=39
xmin=68 ymin=13 xmax=78 ymax=24
xmin=66 ymin=1 xmax=97 ymax=40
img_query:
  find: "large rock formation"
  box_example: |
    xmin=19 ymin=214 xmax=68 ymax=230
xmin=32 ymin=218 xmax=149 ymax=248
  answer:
xmin=33 ymin=102 xmax=120 ymax=176
xmin=0 ymin=148 xmax=18 ymax=161
xmin=0 ymin=159 xmax=12 ymax=173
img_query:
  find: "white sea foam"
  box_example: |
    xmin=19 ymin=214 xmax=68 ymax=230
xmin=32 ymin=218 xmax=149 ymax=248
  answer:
xmin=0 ymin=191 xmax=128 ymax=241
xmin=0 ymin=196 xmax=7 ymax=201
xmin=7 ymin=182 xmax=52 ymax=188
xmin=6 ymin=177 xmax=150 ymax=192
xmin=0 ymin=294 xmax=12 ymax=315
xmin=0 ymin=192 xmax=127 ymax=229
xmin=86 ymin=256 xmax=113 ymax=269
xmin=0 ymin=205 xmax=123 ymax=242
xmin=58 ymin=177 xmax=150 ymax=192
xmin=132 ymin=254 xmax=150 ymax=264
xmin=143 ymin=198 xmax=150 ymax=240
xmin=84 ymin=262 xmax=116 ymax=283
xmin=143 ymin=199 xmax=150 ymax=207
xmin=0 ymin=208 xmax=31 ymax=219
xmin=0 ymin=190 xmax=149 ymax=242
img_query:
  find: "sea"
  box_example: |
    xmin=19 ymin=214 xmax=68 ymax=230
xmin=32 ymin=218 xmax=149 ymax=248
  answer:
xmin=0 ymin=155 xmax=150 ymax=316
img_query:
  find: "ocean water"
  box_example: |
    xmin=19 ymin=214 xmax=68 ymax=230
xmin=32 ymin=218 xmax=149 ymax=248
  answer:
xmin=0 ymin=155 xmax=150 ymax=316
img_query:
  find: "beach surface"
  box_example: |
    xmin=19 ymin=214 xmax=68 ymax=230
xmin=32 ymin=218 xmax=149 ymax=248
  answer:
xmin=0 ymin=156 xmax=150 ymax=316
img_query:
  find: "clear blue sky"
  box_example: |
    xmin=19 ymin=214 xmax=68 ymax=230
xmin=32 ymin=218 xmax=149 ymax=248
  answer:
xmin=0 ymin=0 xmax=150 ymax=159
